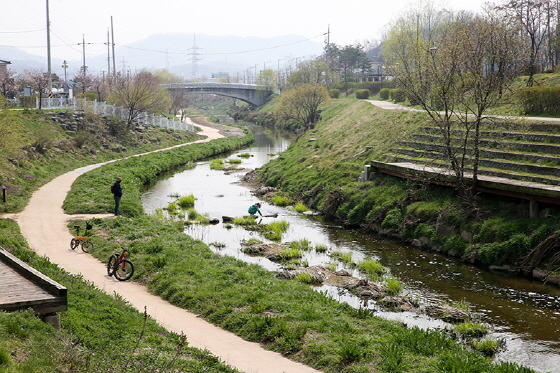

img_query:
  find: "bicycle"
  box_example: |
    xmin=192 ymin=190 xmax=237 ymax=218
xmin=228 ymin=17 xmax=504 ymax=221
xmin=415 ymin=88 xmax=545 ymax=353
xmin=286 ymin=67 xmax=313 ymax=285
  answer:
xmin=107 ymin=247 xmax=135 ymax=281
xmin=70 ymin=221 xmax=94 ymax=253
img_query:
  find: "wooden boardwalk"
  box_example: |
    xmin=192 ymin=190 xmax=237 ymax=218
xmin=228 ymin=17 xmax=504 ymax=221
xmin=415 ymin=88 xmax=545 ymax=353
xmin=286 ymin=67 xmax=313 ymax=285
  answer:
xmin=0 ymin=248 xmax=67 ymax=314
xmin=369 ymin=161 xmax=560 ymax=205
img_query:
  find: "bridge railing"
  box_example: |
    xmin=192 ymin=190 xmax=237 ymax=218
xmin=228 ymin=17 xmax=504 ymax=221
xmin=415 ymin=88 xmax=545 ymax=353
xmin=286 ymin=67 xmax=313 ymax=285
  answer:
xmin=36 ymin=98 xmax=194 ymax=132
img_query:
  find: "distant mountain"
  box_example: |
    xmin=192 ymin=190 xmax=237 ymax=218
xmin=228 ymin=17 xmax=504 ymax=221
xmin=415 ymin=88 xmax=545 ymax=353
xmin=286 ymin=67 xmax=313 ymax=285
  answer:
xmin=1 ymin=34 xmax=324 ymax=81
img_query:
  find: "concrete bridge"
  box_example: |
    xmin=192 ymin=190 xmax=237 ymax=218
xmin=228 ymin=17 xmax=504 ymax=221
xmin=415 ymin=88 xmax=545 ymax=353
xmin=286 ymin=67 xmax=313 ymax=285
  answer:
xmin=162 ymin=83 xmax=273 ymax=106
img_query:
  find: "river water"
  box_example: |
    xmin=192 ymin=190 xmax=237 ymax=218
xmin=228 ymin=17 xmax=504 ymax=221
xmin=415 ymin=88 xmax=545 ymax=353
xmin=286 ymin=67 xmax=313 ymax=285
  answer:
xmin=141 ymin=124 xmax=560 ymax=373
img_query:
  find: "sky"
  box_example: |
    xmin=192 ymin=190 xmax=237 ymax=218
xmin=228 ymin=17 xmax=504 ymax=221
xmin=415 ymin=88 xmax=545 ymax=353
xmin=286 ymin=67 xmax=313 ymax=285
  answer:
xmin=1 ymin=0 xmax=489 ymax=64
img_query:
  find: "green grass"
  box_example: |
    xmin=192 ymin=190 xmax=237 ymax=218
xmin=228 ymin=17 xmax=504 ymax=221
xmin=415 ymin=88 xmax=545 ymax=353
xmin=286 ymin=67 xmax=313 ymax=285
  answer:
xmin=271 ymin=195 xmax=292 ymax=206
xmin=0 ymin=218 xmax=239 ymax=373
xmin=0 ymin=110 xmax=204 ymax=213
xmin=294 ymin=202 xmax=309 ymax=213
xmin=358 ymin=258 xmax=384 ymax=280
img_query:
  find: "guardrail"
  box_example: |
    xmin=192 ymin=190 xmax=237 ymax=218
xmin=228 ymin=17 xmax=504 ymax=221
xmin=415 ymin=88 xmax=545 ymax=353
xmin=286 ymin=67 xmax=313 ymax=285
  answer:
xmin=36 ymin=98 xmax=194 ymax=132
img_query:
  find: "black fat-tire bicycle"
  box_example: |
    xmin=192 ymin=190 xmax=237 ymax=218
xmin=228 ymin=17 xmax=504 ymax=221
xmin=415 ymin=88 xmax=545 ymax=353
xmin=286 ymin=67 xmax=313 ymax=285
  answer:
xmin=70 ymin=221 xmax=94 ymax=253
xmin=107 ymin=247 xmax=134 ymax=281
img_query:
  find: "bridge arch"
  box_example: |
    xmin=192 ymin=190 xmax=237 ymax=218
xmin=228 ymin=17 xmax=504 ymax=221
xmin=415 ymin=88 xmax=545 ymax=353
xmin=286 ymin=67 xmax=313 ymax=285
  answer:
xmin=162 ymin=83 xmax=273 ymax=106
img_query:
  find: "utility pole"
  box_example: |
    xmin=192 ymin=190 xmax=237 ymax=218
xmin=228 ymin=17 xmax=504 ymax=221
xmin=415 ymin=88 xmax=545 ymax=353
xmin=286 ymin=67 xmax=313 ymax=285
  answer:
xmin=106 ymin=28 xmax=111 ymax=76
xmin=78 ymin=35 xmax=92 ymax=94
xmin=46 ymin=0 xmax=52 ymax=93
xmin=111 ymin=16 xmax=116 ymax=79
xmin=61 ymin=60 xmax=68 ymax=92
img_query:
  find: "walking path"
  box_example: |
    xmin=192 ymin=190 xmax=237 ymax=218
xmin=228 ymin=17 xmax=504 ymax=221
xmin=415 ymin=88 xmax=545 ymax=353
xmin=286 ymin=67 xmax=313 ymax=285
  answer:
xmin=367 ymin=99 xmax=560 ymax=122
xmin=4 ymin=122 xmax=320 ymax=373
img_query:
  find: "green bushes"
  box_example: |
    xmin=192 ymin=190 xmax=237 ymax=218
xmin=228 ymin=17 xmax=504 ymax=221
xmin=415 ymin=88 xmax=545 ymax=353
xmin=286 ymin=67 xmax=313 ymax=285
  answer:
xmin=379 ymin=88 xmax=390 ymax=100
xmin=477 ymin=234 xmax=530 ymax=265
xmin=328 ymin=89 xmax=340 ymax=98
xmin=390 ymin=88 xmax=406 ymax=103
xmin=517 ymin=86 xmax=560 ymax=114
xmin=355 ymin=89 xmax=370 ymax=99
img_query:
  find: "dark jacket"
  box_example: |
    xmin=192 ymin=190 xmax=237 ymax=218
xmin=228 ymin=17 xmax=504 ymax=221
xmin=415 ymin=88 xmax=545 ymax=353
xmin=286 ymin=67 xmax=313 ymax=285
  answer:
xmin=112 ymin=180 xmax=123 ymax=197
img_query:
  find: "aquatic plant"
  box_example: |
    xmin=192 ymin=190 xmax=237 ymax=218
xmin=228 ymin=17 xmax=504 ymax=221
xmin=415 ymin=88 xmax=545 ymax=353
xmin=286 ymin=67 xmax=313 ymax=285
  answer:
xmin=294 ymin=202 xmax=308 ymax=213
xmin=210 ymin=159 xmax=224 ymax=170
xmin=177 ymin=194 xmax=196 ymax=208
xmin=358 ymin=258 xmax=384 ymax=280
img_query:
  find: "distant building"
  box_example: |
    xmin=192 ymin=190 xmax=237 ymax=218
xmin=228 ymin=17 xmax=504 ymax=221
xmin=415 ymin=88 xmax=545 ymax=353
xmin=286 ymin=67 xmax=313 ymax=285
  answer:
xmin=356 ymin=57 xmax=384 ymax=82
xmin=210 ymin=72 xmax=229 ymax=82
xmin=0 ymin=59 xmax=12 ymax=74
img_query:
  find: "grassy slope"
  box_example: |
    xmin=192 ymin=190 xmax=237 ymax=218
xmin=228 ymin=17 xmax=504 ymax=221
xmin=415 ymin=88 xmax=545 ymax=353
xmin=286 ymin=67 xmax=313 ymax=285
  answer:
xmin=0 ymin=109 xmax=203 ymax=213
xmin=258 ymin=97 xmax=560 ymax=269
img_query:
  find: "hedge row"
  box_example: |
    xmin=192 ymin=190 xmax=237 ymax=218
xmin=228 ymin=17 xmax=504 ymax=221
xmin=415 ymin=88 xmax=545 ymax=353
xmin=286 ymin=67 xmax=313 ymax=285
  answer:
xmin=517 ymin=86 xmax=560 ymax=114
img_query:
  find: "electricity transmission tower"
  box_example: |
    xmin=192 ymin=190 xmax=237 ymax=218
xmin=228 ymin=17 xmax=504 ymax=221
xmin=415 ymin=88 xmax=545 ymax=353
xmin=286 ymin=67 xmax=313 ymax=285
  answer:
xmin=189 ymin=34 xmax=202 ymax=81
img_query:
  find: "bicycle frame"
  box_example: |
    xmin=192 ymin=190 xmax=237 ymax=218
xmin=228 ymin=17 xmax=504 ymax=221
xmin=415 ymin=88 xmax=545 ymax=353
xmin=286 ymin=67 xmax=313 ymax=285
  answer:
xmin=107 ymin=248 xmax=134 ymax=281
xmin=113 ymin=250 xmax=128 ymax=269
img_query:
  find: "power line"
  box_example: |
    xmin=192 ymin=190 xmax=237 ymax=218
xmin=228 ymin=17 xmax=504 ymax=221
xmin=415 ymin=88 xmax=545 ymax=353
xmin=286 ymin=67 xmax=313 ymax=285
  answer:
xmin=118 ymin=33 xmax=326 ymax=56
xmin=0 ymin=27 xmax=46 ymax=34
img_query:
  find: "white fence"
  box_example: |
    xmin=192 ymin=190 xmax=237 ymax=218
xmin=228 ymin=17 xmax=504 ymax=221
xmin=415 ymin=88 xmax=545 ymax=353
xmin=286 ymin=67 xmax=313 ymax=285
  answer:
xmin=36 ymin=98 xmax=194 ymax=132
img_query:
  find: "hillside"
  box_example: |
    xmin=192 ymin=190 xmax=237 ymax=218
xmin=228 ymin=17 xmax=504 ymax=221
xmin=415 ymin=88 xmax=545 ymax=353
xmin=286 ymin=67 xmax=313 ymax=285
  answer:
xmin=257 ymin=96 xmax=560 ymax=284
xmin=0 ymin=109 xmax=203 ymax=213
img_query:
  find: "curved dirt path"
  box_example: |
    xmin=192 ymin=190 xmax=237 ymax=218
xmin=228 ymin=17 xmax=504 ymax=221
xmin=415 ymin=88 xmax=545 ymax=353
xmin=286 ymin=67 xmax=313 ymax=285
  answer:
xmin=7 ymin=123 xmax=321 ymax=373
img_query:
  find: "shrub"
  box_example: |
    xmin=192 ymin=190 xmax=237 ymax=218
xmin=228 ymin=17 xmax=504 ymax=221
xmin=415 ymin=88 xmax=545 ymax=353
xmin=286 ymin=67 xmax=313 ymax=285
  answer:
xmin=379 ymin=88 xmax=390 ymax=100
xmin=328 ymin=89 xmax=340 ymax=98
xmin=355 ymin=89 xmax=370 ymax=99
xmin=381 ymin=208 xmax=403 ymax=230
xmin=517 ymin=86 xmax=560 ymax=114
xmin=73 ymin=130 xmax=92 ymax=149
xmin=390 ymin=88 xmax=406 ymax=103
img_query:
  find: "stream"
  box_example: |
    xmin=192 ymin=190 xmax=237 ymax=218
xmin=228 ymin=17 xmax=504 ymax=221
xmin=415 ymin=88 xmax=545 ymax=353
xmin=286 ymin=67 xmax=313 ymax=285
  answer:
xmin=141 ymin=124 xmax=560 ymax=373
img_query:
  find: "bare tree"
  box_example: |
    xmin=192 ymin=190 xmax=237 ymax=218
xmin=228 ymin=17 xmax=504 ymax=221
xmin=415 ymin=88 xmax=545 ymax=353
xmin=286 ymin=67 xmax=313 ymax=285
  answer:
xmin=22 ymin=70 xmax=51 ymax=109
xmin=169 ymin=89 xmax=191 ymax=121
xmin=498 ymin=0 xmax=554 ymax=86
xmin=384 ymin=3 xmax=525 ymax=202
xmin=90 ymin=75 xmax=109 ymax=102
xmin=0 ymin=69 xmax=17 ymax=99
xmin=108 ymin=71 xmax=171 ymax=129
xmin=276 ymin=84 xmax=329 ymax=132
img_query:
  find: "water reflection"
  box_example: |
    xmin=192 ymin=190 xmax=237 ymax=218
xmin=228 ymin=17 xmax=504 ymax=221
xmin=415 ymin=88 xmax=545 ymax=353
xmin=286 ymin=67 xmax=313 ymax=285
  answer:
xmin=141 ymin=125 xmax=560 ymax=373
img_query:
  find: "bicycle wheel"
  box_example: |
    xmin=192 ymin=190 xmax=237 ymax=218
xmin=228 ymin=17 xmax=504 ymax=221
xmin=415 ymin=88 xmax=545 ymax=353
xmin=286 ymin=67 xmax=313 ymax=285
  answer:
xmin=114 ymin=259 xmax=134 ymax=281
xmin=107 ymin=254 xmax=118 ymax=276
xmin=70 ymin=238 xmax=79 ymax=250
xmin=81 ymin=240 xmax=94 ymax=253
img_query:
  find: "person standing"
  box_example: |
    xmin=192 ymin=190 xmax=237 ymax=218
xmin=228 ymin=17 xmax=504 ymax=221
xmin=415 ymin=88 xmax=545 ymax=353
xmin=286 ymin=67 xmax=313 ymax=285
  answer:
xmin=112 ymin=177 xmax=123 ymax=216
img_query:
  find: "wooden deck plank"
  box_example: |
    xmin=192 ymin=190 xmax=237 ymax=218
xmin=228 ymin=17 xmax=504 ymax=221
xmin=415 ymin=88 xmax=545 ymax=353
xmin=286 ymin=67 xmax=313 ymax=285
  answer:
xmin=0 ymin=261 xmax=56 ymax=303
xmin=0 ymin=248 xmax=67 ymax=314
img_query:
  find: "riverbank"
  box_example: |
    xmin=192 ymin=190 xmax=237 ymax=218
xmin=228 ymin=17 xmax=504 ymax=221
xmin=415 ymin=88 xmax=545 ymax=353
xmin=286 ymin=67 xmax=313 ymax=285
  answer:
xmin=256 ymin=98 xmax=560 ymax=286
